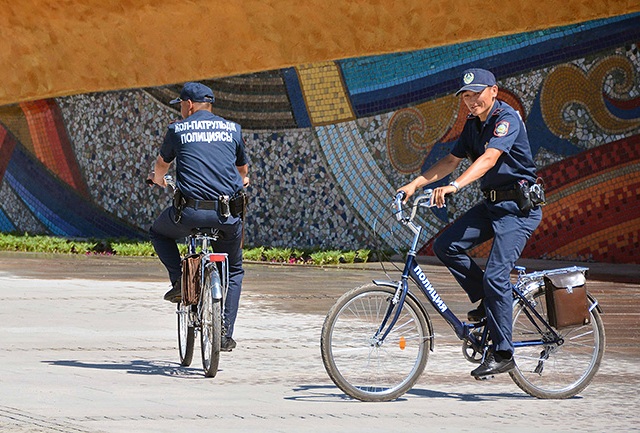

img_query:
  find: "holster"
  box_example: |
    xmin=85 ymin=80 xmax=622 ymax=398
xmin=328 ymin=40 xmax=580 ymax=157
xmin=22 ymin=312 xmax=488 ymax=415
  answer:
xmin=219 ymin=195 xmax=231 ymax=218
xmin=516 ymin=180 xmax=533 ymax=212
xmin=172 ymin=189 xmax=185 ymax=223
xmin=530 ymin=177 xmax=546 ymax=207
xmin=516 ymin=178 xmax=546 ymax=212
xmin=230 ymin=191 xmax=248 ymax=219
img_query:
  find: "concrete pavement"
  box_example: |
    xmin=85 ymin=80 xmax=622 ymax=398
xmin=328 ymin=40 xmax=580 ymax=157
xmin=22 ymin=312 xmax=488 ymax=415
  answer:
xmin=0 ymin=252 xmax=639 ymax=432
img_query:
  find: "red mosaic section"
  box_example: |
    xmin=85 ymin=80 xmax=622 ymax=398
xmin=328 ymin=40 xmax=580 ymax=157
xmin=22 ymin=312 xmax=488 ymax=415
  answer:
xmin=20 ymin=100 xmax=89 ymax=198
xmin=524 ymin=173 xmax=640 ymax=262
xmin=0 ymin=126 xmax=17 ymax=184
xmin=541 ymin=136 xmax=640 ymax=193
xmin=554 ymin=218 xmax=640 ymax=263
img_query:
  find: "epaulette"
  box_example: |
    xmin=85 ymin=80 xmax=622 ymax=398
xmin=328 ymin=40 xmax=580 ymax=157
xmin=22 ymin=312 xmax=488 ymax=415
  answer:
xmin=491 ymin=108 xmax=505 ymax=116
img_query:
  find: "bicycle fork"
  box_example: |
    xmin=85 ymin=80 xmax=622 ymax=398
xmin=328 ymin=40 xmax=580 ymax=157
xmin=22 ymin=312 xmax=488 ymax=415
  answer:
xmin=370 ymin=280 xmax=408 ymax=347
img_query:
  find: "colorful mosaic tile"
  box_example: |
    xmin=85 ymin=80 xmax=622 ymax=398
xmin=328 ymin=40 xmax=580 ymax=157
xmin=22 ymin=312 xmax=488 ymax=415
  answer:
xmin=296 ymin=62 xmax=355 ymax=126
xmin=19 ymin=100 xmax=89 ymax=197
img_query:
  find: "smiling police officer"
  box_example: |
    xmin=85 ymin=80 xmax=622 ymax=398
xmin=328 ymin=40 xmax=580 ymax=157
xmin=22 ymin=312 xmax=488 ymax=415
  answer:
xmin=148 ymin=82 xmax=249 ymax=352
xmin=398 ymin=68 xmax=543 ymax=378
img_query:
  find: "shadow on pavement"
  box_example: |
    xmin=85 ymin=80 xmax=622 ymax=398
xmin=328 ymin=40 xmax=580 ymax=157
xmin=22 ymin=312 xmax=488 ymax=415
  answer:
xmin=286 ymin=383 xmax=531 ymax=403
xmin=43 ymin=359 xmax=204 ymax=378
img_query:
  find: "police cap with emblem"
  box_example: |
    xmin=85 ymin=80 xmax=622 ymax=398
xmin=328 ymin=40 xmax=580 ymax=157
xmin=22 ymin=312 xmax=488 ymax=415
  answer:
xmin=455 ymin=68 xmax=497 ymax=96
xmin=170 ymin=82 xmax=215 ymax=104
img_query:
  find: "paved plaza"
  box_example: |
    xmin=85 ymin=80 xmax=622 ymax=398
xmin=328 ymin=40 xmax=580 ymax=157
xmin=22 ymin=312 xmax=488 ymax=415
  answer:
xmin=0 ymin=252 xmax=639 ymax=432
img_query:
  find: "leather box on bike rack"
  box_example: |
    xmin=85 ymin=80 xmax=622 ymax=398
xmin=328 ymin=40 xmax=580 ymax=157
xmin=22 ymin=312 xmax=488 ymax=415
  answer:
xmin=181 ymin=253 xmax=202 ymax=305
xmin=544 ymin=270 xmax=590 ymax=329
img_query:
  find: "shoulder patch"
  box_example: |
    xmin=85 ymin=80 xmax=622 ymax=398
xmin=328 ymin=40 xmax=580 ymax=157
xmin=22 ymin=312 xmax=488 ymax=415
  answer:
xmin=494 ymin=120 xmax=510 ymax=137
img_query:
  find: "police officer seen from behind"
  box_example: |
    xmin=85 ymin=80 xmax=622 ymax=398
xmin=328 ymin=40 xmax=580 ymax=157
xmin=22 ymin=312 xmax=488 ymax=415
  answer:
xmin=398 ymin=68 xmax=543 ymax=378
xmin=148 ymin=82 xmax=249 ymax=352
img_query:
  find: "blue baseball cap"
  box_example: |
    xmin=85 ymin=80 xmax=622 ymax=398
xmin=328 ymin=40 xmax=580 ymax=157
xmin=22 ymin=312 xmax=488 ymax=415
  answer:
xmin=170 ymin=82 xmax=215 ymax=104
xmin=455 ymin=68 xmax=497 ymax=96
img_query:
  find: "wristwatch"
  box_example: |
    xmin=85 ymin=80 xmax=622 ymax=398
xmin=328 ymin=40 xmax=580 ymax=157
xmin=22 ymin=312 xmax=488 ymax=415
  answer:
xmin=449 ymin=181 xmax=460 ymax=193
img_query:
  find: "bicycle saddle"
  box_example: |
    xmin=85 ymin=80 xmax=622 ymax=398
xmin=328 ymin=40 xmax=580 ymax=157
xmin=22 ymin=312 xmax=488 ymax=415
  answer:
xmin=190 ymin=227 xmax=223 ymax=239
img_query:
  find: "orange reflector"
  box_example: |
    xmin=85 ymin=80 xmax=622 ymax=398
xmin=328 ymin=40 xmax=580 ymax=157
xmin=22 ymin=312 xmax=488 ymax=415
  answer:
xmin=399 ymin=336 xmax=406 ymax=350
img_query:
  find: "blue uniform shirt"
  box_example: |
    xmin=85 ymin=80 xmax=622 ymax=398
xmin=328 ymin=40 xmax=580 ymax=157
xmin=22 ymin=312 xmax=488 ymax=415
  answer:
xmin=451 ymin=100 xmax=537 ymax=191
xmin=160 ymin=110 xmax=248 ymax=200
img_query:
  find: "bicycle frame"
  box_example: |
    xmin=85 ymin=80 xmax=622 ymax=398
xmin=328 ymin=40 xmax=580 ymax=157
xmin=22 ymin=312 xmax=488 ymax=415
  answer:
xmin=373 ymin=246 xmax=486 ymax=350
xmin=372 ymin=192 xmax=484 ymax=350
xmin=372 ymin=191 xmax=579 ymax=354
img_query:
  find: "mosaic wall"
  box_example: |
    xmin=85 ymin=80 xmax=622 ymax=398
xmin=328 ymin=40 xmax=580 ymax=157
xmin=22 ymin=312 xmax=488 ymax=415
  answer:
xmin=0 ymin=12 xmax=638 ymax=264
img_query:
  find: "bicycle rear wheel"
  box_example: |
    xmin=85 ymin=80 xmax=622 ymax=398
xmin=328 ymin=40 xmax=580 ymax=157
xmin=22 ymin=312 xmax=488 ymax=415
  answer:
xmin=200 ymin=264 xmax=222 ymax=378
xmin=320 ymin=284 xmax=430 ymax=402
xmin=509 ymin=287 xmax=605 ymax=399
xmin=177 ymin=302 xmax=195 ymax=366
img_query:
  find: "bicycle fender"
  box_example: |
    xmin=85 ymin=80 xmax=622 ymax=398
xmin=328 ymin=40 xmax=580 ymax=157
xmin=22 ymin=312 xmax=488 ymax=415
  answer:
xmin=206 ymin=263 xmax=223 ymax=300
xmin=588 ymin=293 xmax=603 ymax=314
xmin=372 ymin=279 xmax=435 ymax=351
xmin=372 ymin=279 xmax=400 ymax=289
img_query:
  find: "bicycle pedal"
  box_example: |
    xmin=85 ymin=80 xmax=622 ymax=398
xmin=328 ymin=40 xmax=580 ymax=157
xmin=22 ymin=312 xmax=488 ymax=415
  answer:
xmin=474 ymin=374 xmax=495 ymax=381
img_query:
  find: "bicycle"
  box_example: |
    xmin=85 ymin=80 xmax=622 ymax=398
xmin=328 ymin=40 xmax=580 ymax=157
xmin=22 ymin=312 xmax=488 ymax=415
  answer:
xmin=157 ymin=176 xmax=229 ymax=378
xmin=320 ymin=190 xmax=605 ymax=401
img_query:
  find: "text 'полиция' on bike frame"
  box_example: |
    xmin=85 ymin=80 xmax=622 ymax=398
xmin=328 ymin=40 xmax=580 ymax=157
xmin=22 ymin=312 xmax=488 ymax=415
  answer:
xmin=320 ymin=189 xmax=605 ymax=402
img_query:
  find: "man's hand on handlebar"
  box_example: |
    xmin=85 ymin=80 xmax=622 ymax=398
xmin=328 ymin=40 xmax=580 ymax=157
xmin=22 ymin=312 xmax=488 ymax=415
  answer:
xmin=430 ymin=184 xmax=457 ymax=208
xmin=146 ymin=172 xmax=167 ymax=188
xmin=396 ymin=182 xmax=455 ymax=209
xmin=396 ymin=184 xmax=417 ymax=203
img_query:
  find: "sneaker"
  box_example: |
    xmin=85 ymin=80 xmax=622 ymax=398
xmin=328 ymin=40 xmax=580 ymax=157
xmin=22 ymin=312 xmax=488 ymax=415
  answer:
xmin=221 ymin=336 xmax=237 ymax=352
xmin=471 ymin=351 xmax=515 ymax=378
xmin=164 ymin=280 xmax=182 ymax=303
xmin=467 ymin=299 xmax=486 ymax=322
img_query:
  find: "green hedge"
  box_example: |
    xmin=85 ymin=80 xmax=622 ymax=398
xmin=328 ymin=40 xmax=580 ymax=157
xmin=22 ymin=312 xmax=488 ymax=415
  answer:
xmin=0 ymin=233 xmax=370 ymax=265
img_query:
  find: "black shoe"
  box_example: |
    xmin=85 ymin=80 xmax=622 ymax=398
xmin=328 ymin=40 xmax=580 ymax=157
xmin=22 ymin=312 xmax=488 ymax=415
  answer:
xmin=467 ymin=300 xmax=486 ymax=322
xmin=221 ymin=336 xmax=237 ymax=352
xmin=471 ymin=351 xmax=515 ymax=378
xmin=164 ymin=280 xmax=181 ymax=303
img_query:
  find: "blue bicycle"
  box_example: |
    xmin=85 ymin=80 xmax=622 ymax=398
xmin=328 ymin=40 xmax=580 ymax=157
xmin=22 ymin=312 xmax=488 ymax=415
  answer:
xmin=320 ymin=190 xmax=605 ymax=401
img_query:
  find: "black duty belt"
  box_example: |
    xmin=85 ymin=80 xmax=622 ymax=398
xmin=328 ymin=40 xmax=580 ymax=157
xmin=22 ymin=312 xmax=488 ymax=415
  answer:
xmin=483 ymin=189 xmax=519 ymax=203
xmin=184 ymin=197 xmax=218 ymax=210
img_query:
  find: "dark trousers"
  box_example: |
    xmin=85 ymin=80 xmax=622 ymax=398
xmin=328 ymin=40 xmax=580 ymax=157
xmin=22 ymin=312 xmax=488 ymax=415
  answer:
xmin=150 ymin=205 xmax=244 ymax=338
xmin=433 ymin=200 xmax=542 ymax=354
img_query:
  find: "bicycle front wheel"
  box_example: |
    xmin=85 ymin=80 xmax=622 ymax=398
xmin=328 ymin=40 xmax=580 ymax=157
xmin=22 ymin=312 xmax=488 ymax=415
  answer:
xmin=200 ymin=265 xmax=222 ymax=378
xmin=509 ymin=288 xmax=605 ymax=399
xmin=320 ymin=284 xmax=430 ymax=402
xmin=177 ymin=302 xmax=195 ymax=366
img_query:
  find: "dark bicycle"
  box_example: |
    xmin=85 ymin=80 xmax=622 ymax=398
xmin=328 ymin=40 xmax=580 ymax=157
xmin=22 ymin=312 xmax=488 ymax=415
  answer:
xmin=156 ymin=176 xmax=229 ymax=378
xmin=320 ymin=190 xmax=605 ymax=401
xmin=176 ymin=228 xmax=229 ymax=378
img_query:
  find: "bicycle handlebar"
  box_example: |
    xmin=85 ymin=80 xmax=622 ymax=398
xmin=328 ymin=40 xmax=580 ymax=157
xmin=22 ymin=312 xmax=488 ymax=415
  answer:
xmin=393 ymin=189 xmax=437 ymax=223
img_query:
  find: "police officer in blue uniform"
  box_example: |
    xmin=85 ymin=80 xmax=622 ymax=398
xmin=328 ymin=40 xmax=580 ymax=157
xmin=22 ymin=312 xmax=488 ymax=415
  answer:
xmin=148 ymin=82 xmax=249 ymax=352
xmin=398 ymin=68 xmax=543 ymax=378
